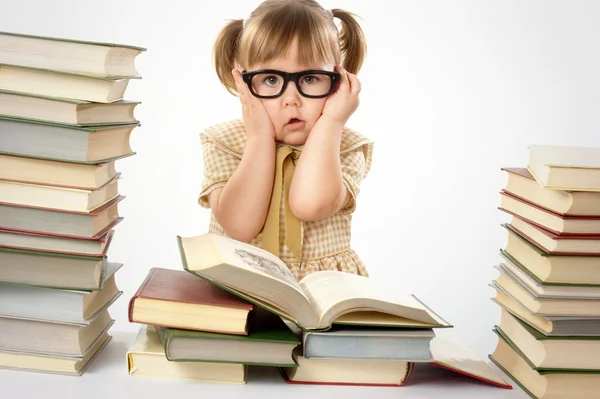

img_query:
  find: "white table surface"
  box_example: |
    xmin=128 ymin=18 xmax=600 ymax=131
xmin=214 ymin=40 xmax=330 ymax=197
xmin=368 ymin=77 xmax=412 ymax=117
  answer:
xmin=1 ymin=331 xmax=531 ymax=399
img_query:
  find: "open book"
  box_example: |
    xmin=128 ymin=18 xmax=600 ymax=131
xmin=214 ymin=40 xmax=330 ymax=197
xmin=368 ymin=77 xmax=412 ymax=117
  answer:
xmin=177 ymin=233 xmax=451 ymax=331
xmin=427 ymin=338 xmax=512 ymax=389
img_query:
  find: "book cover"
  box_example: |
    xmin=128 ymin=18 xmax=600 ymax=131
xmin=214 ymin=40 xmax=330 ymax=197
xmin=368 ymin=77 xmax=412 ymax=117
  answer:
xmin=0 ymin=30 xmax=146 ymax=51
xmin=427 ymin=338 xmax=512 ymax=389
xmin=128 ymin=267 xmax=254 ymax=334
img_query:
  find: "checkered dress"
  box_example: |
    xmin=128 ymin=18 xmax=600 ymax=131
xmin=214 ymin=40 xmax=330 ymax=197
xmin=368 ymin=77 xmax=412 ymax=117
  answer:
xmin=198 ymin=118 xmax=374 ymax=281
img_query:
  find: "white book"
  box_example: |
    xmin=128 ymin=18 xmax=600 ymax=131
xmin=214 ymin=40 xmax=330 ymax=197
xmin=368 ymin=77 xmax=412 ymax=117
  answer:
xmin=0 ymin=309 xmax=114 ymax=357
xmin=0 ymin=262 xmax=122 ymax=324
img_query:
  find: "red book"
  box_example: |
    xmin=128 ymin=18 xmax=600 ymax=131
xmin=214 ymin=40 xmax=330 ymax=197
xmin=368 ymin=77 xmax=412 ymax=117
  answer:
xmin=0 ymin=195 xmax=124 ymax=239
xmin=499 ymin=190 xmax=600 ymax=235
xmin=506 ymin=215 xmax=600 ymax=255
xmin=501 ymin=167 xmax=600 ymax=216
xmin=426 ymin=337 xmax=512 ymax=389
xmin=0 ymin=228 xmax=114 ymax=257
xmin=128 ymin=267 xmax=254 ymax=335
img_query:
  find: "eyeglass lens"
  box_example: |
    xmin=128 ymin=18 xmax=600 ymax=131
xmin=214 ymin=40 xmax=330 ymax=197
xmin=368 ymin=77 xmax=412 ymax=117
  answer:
xmin=250 ymin=72 xmax=333 ymax=97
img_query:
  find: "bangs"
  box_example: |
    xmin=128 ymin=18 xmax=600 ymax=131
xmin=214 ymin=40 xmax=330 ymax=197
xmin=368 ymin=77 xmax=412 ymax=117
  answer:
xmin=239 ymin=5 xmax=340 ymax=69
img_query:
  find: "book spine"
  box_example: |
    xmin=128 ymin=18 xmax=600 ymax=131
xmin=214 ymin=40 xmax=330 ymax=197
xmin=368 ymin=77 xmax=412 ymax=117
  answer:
xmin=127 ymin=267 xmax=158 ymax=322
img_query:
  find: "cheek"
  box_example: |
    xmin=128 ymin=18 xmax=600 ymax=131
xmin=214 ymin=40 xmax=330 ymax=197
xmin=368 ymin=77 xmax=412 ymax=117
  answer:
xmin=317 ymin=99 xmax=327 ymax=111
xmin=309 ymin=99 xmax=328 ymax=118
xmin=260 ymin=100 xmax=279 ymax=122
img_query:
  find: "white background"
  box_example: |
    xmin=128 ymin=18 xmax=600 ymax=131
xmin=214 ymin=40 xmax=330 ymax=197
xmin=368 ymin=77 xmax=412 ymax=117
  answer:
xmin=1 ymin=0 xmax=599 ymax=359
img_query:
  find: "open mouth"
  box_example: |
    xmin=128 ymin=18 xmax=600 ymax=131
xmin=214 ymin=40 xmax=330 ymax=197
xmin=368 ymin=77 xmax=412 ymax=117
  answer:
xmin=287 ymin=118 xmax=302 ymax=125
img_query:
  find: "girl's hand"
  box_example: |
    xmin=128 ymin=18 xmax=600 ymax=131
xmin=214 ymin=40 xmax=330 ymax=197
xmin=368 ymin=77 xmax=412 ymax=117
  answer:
xmin=321 ymin=66 xmax=361 ymax=126
xmin=232 ymin=69 xmax=276 ymax=140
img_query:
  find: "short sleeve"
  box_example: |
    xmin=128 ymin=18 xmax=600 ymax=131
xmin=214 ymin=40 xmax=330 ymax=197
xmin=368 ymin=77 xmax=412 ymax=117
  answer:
xmin=338 ymin=141 xmax=374 ymax=215
xmin=197 ymin=132 xmax=241 ymax=208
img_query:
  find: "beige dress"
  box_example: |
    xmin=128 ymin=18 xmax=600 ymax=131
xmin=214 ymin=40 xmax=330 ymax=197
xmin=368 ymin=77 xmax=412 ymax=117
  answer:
xmin=198 ymin=118 xmax=374 ymax=281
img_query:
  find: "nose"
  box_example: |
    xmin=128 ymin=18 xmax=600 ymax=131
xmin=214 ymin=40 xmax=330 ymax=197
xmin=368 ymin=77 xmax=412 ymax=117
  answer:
xmin=282 ymin=80 xmax=301 ymax=107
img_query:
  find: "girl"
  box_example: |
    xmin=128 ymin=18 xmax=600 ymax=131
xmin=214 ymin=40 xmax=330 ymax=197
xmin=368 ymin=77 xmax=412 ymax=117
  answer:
xmin=198 ymin=0 xmax=373 ymax=281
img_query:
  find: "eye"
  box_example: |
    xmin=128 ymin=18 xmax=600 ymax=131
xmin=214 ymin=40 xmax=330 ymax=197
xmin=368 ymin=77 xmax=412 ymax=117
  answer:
xmin=301 ymin=75 xmax=320 ymax=84
xmin=262 ymin=75 xmax=280 ymax=86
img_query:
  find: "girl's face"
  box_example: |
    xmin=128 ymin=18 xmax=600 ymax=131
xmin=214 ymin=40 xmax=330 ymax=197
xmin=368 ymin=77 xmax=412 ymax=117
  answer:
xmin=248 ymin=37 xmax=335 ymax=145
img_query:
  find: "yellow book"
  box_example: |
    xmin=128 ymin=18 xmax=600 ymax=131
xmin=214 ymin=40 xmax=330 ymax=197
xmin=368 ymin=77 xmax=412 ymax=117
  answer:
xmin=0 ymin=332 xmax=110 ymax=376
xmin=126 ymin=325 xmax=247 ymax=384
xmin=528 ymin=144 xmax=600 ymax=191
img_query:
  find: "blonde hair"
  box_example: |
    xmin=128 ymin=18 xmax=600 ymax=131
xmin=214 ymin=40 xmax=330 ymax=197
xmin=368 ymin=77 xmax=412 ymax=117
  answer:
xmin=213 ymin=0 xmax=367 ymax=95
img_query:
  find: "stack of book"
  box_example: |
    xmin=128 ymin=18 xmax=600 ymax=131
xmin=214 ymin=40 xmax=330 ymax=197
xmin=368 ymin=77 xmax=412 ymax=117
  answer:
xmin=286 ymin=324 xmax=513 ymax=387
xmin=490 ymin=144 xmax=600 ymax=398
xmin=127 ymin=267 xmax=300 ymax=384
xmin=0 ymin=31 xmax=144 ymax=375
xmin=127 ymin=232 xmax=509 ymax=388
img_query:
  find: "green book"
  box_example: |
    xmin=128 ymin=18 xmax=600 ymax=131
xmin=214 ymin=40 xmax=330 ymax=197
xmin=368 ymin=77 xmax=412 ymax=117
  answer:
xmin=0 ymin=116 xmax=139 ymax=164
xmin=0 ymin=246 xmax=108 ymax=291
xmin=0 ymin=89 xmax=140 ymax=126
xmin=493 ymin=325 xmax=600 ymax=372
xmin=0 ymin=30 xmax=145 ymax=78
xmin=497 ymin=252 xmax=600 ymax=300
xmin=0 ymin=30 xmax=146 ymax=50
xmin=0 ymin=262 xmax=122 ymax=324
xmin=502 ymin=224 xmax=600 ymax=286
xmin=515 ymin=313 xmax=600 ymax=342
xmin=489 ymin=329 xmax=600 ymax=399
xmin=499 ymin=248 xmax=600 ymax=288
xmin=0 ymin=64 xmax=134 ymax=103
xmin=502 ymin=223 xmax=600 ymax=259
xmin=156 ymin=309 xmax=300 ymax=367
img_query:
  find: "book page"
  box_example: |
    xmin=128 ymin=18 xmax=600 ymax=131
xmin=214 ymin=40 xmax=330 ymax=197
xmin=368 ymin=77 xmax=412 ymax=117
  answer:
xmin=180 ymin=234 xmax=303 ymax=292
xmin=179 ymin=234 xmax=319 ymax=328
xmin=333 ymin=312 xmax=442 ymax=328
xmin=214 ymin=235 xmax=303 ymax=291
xmin=128 ymin=325 xmax=163 ymax=355
xmin=299 ymin=271 xmax=435 ymax=326
xmin=430 ymin=338 xmax=511 ymax=388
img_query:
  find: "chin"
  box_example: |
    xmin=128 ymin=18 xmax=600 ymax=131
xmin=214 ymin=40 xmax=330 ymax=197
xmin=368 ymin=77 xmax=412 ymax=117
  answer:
xmin=280 ymin=132 xmax=309 ymax=146
xmin=277 ymin=128 xmax=309 ymax=146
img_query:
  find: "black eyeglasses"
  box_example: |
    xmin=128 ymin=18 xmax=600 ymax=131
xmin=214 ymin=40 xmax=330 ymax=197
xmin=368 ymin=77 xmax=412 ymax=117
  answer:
xmin=241 ymin=69 xmax=340 ymax=99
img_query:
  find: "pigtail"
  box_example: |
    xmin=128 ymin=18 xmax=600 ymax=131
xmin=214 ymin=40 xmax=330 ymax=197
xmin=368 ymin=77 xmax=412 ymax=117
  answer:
xmin=331 ymin=9 xmax=367 ymax=74
xmin=213 ymin=19 xmax=244 ymax=96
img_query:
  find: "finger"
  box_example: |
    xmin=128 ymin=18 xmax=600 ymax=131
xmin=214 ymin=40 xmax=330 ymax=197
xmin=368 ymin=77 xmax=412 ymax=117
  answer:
xmin=336 ymin=65 xmax=349 ymax=93
xmin=346 ymin=72 xmax=361 ymax=95
xmin=233 ymin=69 xmax=265 ymax=107
xmin=232 ymin=69 xmax=248 ymax=99
xmin=232 ymin=70 xmax=254 ymax=121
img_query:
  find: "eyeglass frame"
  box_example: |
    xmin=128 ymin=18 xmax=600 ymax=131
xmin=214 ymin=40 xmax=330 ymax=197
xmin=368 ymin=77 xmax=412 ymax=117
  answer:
xmin=241 ymin=69 xmax=341 ymax=99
